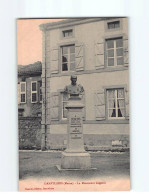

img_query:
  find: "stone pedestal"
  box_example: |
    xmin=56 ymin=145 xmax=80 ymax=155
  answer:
xmin=61 ymin=98 xmax=91 ymax=169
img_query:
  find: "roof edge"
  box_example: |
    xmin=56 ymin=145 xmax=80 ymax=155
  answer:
xmin=18 ymin=61 xmax=42 ymax=77
xmin=39 ymin=17 xmax=123 ymax=31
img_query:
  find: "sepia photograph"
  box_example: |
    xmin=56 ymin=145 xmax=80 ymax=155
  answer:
xmin=17 ymin=18 xmax=130 ymax=191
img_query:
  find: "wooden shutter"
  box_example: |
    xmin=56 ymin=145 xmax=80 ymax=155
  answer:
xmin=95 ymin=40 xmax=104 ymax=69
xmin=37 ymin=81 xmax=42 ymax=102
xmin=80 ymin=92 xmax=86 ymax=120
xmin=123 ymin=37 xmax=129 ymax=67
xmin=94 ymin=89 xmax=105 ymax=120
xmin=50 ymin=47 xmax=59 ymax=74
xmin=20 ymin=82 xmax=26 ymax=103
xmin=125 ymin=89 xmax=129 ymax=119
xmin=18 ymin=83 xmax=20 ymax=104
xmin=50 ymin=92 xmax=60 ymax=121
xmin=75 ymin=44 xmax=84 ymax=71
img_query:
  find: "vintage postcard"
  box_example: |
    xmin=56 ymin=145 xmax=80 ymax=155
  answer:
xmin=18 ymin=18 xmax=130 ymax=191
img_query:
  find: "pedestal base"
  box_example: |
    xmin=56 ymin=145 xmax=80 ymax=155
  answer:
xmin=61 ymin=151 xmax=91 ymax=169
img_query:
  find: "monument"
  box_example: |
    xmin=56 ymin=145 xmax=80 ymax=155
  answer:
xmin=60 ymin=75 xmax=91 ymax=169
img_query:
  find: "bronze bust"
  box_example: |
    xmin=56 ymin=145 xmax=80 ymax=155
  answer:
xmin=64 ymin=75 xmax=84 ymax=98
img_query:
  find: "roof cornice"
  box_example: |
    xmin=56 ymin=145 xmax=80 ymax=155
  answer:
xmin=39 ymin=17 xmax=123 ymax=31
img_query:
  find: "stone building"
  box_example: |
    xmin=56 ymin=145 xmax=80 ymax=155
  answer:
xmin=40 ymin=18 xmax=129 ymax=151
xmin=18 ymin=61 xmax=42 ymax=149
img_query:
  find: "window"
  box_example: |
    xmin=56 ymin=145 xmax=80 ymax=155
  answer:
xmin=107 ymin=21 xmax=120 ymax=29
xmin=37 ymin=112 xmax=42 ymax=117
xmin=107 ymin=88 xmax=125 ymax=119
xmin=62 ymin=93 xmax=69 ymax=119
xmin=61 ymin=45 xmax=75 ymax=72
xmin=38 ymin=81 xmax=42 ymax=103
xmin=20 ymin=82 xmax=26 ymax=103
xmin=18 ymin=108 xmax=24 ymax=117
xmin=106 ymin=37 xmax=123 ymax=67
xmin=62 ymin=29 xmax=73 ymax=38
xmin=31 ymin=81 xmax=37 ymax=103
xmin=112 ymin=140 xmax=123 ymax=147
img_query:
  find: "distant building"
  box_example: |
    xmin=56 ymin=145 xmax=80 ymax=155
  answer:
xmin=18 ymin=61 xmax=42 ymax=117
xmin=40 ymin=18 xmax=129 ymax=151
xmin=18 ymin=61 xmax=42 ymax=149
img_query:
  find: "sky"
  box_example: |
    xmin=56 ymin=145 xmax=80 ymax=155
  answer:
xmin=17 ymin=19 xmax=63 ymax=65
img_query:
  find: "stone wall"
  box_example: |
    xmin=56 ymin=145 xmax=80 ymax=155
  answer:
xmin=47 ymin=134 xmax=129 ymax=151
xmin=19 ymin=117 xmax=41 ymax=150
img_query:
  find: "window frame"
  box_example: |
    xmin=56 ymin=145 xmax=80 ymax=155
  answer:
xmin=60 ymin=26 xmax=75 ymax=40
xmin=60 ymin=44 xmax=75 ymax=73
xmin=31 ymin=81 xmax=38 ymax=103
xmin=105 ymin=37 xmax=124 ymax=68
xmin=62 ymin=29 xmax=73 ymax=38
xmin=104 ymin=18 xmax=122 ymax=32
xmin=18 ymin=108 xmax=24 ymax=117
xmin=106 ymin=88 xmax=125 ymax=120
xmin=20 ymin=82 xmax=26 ymax=104
xmin=107 ymin=21 xmax=120 ymax=30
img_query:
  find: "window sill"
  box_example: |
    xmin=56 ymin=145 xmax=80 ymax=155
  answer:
xmin=61 ymin=70 xmax=76 ymax=75
xmin=105 ymin=27 xmax=121 ymax=32
xmin=60 ymin=119 xmax=68 ymax=123
xmin=31 ymin=101 xmax=42 ymax=104
xmin=108 ymin=117 xmax=125 ymax=120
xmin=104 ymin=66 xmax=127 ymax=71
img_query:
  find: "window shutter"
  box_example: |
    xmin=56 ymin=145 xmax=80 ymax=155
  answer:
xmin=75 ymin=44 xmax=84 ymax=71
xmin=95 ymin=40 xmax=104 ymax=69
xmin=18 ymin=84 xmax=20 ymax=104
xmin=20 ymin=82 xmax=26 ymax=103
xmin=50 ymin=92 xmax=60 ymax=121
xmin=80 ymin=92 xmax=86 ymax=120
xmin=125 ymin=89 xmax=129 ymax=119
xmin=50 ymin=47 xmax=59 ymax=74
xmin=37 ymin=81 xmax=42 ymax=102
xmin=94 ymin=89 xmax=105 ymax=120
xmin=123 ymin=37 xmax=129 ymax=67
xmin=37 ymin=81 xmax=40 ymax=102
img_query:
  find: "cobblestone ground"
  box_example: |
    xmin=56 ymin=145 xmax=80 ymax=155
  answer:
xmin=19 ymin=151 xmax=130 ymax=180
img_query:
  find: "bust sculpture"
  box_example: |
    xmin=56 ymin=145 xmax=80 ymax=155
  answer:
xmin=64 ymin=75 xmax=84 ymax=98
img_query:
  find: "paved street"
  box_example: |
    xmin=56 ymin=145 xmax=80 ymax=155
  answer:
xmin=19 ymin=150 xmax=130 ymax=181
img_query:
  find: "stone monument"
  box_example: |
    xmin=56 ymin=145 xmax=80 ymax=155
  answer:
xmin=60 ymin=75 xmax=91 ymax=169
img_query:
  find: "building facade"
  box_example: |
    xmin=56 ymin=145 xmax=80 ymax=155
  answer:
xmin=40 ymin=18 xmax=129 ymax=151
xmin=18 ymin=61 xmax=42 ymax=149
